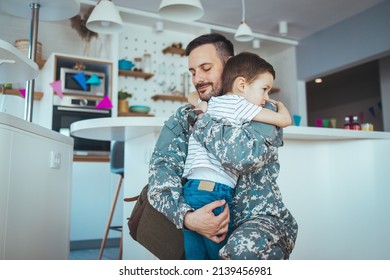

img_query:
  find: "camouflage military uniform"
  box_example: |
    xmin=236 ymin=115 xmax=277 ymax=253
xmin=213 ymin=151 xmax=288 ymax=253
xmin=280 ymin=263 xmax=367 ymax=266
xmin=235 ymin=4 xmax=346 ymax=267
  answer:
xmin=148 ymin=102 xmax=298 ymax=260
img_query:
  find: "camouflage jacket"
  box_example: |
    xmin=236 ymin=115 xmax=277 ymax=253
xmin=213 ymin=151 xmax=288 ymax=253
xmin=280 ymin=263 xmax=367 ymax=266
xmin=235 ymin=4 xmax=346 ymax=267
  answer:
xmin=147 ymin=103 xmax=298 ymax=246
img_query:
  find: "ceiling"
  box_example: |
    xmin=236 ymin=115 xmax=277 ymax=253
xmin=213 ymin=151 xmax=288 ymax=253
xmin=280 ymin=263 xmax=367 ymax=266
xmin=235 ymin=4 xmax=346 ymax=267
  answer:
xmin=110 ymin=0 xmax=384 ymax=41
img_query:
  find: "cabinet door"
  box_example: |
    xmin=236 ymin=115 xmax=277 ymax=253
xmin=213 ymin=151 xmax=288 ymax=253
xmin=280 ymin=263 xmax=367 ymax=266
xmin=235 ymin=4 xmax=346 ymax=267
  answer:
xmin=71 ymin=161 xmax=122 ymax=241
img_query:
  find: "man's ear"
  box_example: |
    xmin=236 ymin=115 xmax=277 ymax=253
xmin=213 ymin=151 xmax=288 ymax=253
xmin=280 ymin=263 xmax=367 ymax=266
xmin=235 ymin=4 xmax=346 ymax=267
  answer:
xmin=233 ymin=77 xmax=246 ymax=93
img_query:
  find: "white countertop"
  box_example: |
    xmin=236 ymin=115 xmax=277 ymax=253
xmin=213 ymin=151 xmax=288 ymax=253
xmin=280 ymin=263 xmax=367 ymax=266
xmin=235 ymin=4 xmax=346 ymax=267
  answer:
xmin=284 ymin=125 xmax=390 ymax=140
xmin=0 ymin=112 xmax=73 ymax=145
xmin=70 ymin=116 xmax=390 ymax=142
xmin=70 ymin=117 xmax=166 ymax=141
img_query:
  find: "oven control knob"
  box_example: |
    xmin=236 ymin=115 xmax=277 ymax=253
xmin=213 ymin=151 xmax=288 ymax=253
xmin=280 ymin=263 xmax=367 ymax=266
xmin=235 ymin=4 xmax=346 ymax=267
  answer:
xmin=80 ymin=99 xmax=88 ymax=106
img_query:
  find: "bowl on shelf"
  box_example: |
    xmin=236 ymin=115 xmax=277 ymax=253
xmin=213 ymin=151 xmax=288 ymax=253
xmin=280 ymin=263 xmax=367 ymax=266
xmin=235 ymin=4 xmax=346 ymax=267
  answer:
xmin=129 ymin=105 xmax=151 ymax=114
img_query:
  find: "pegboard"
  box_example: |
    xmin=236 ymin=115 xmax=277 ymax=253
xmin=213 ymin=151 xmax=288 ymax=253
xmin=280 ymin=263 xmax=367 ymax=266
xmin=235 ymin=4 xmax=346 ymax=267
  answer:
xmin=118 ymin=23 xmax=196 ymax=117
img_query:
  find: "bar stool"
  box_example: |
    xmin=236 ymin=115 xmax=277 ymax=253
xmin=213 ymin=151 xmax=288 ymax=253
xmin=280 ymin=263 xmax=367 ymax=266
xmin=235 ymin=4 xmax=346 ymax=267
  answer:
xmin=98 ymin=141 xmax=124 ymax=260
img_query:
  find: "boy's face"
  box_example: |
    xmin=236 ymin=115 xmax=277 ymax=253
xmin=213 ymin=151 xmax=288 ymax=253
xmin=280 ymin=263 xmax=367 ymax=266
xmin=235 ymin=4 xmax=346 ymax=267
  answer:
xmin=188 ymin=44 xmax=225 ymax=101
xmin=244 ymin=72 xmax=274 ymax=106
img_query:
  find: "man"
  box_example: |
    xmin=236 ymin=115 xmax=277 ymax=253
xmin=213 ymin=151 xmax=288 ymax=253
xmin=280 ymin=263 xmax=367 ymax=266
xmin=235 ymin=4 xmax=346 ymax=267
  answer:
xmin=147 ymin=33 xmax=297 ymax=259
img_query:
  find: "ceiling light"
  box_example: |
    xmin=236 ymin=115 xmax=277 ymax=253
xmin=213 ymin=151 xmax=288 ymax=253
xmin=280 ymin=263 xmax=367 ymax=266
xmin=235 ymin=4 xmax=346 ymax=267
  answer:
xmin=279 ymin=21 xmax=288 ymax=36
xmin=315 ymin=78 xmax=323 ymax=83
xmin=155 ymin=21 xmax=164 ymax=33
xmin=86 ymin=0 xmax=123 ymax=34
xmin=252 ymin=39 xmax=261 ymax=49
xmin=159 ymin=0 xmax=204 ymax=22
xmin=234 ymin=0 xmax=253 ymax=42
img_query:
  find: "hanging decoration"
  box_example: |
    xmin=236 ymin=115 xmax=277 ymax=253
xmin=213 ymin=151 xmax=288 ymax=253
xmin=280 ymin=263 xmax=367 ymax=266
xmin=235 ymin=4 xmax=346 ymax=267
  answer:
xmin=72 ymin=72 xmax=87 ymax=90
xmin=368 ymin=106 xmax=376 ymax=118
xmin=86 ymin=74 xmax=101 ymax=86
xmin=70 ymin=7 xmax=98 ymax=41
xmin=49 ymin=80 xmax=63 ymax=98
xmin=378 ymin=101 xmax=382 ymax=111
xmin=96 ymin=95 xmax=112 ymax=109
xmin=19 ymin=88 xmax=26 ymax=98
xmin=70 ymin=7 xmax=99 ymax=56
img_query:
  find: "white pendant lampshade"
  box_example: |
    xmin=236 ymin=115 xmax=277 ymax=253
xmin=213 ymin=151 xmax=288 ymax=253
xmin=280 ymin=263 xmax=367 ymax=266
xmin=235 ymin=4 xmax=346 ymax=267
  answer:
xmin=86 ymin=0 xmax=123 ymax=34
xmin=235 ymin=20 xmax=253 ymax=42
xmin=159 ymin=0 xmax=204 ymax=22
xmin=234 ymin=0 xmax=253 ymax=42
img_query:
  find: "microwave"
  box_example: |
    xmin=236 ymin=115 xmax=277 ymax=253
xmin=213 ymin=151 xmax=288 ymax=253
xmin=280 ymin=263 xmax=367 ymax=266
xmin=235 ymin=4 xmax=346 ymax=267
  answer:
xmin=60 ymin=67 xmax=106 ymax=96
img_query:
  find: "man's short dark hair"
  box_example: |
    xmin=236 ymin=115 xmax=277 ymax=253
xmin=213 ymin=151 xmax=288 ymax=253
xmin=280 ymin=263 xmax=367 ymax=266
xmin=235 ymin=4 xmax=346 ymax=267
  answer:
xmin=185 ymin=33 xmax=234 ymax=64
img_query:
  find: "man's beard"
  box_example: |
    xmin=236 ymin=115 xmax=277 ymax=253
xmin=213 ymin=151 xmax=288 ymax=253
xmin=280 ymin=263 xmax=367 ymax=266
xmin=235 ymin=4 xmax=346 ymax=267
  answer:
xmin=195 ymin=82 xmax=223 ymax=101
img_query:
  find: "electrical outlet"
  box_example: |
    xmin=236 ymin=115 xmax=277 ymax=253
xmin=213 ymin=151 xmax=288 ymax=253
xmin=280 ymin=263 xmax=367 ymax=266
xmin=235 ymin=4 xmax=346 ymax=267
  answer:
xmin=50 ymin=151 xmax=61 ymax=169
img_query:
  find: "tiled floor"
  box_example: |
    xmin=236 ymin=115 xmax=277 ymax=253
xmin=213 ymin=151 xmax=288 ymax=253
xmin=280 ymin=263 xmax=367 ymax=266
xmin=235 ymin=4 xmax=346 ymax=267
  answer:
xmin=69 ymin=247 xmax=120 ymax=260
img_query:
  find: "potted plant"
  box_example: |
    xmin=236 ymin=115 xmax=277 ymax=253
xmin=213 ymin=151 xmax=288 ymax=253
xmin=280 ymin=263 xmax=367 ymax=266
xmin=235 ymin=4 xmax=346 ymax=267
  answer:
xmin=118 ymin=90 xmax=133 ymax=113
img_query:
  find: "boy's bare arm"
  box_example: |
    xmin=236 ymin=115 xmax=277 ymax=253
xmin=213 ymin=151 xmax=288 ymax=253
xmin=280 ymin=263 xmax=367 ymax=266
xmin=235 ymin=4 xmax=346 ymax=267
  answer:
xmin=252 ymin=100 xmax=292 ymax=128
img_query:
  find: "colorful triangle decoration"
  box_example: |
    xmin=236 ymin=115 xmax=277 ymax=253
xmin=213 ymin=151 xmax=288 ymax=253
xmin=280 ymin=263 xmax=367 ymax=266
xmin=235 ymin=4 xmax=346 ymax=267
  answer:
xmin=86 ymin=74 xmax=101 ymax=86
xmin=96 ymin=96 xmax=113 ymax=109
xmin=19 ymin=88 xmax=26 ymax=98
xmin=49 ymin=80 xmax=63 ymax=98
xmin=72 ymin=72 xmax=87 ymax=90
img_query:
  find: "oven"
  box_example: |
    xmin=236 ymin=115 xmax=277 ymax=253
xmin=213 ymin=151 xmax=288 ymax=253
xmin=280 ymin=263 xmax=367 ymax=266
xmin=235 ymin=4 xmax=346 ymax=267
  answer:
xmin=52 ymin=96 xmax=111 ymax=156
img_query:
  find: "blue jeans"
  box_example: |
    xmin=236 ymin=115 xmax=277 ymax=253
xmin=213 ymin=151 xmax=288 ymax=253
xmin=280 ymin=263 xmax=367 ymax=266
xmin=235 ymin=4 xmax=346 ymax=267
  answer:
xmin=183 ymin=179 xmax=233 ymax=260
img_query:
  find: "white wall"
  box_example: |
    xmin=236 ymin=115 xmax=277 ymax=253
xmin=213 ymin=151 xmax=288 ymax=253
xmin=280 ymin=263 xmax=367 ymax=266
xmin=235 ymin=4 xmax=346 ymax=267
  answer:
xmin=268 ymin=47 xmax=300 ymax=117
xmin=296 ymin=1 xmax=390 ymax=81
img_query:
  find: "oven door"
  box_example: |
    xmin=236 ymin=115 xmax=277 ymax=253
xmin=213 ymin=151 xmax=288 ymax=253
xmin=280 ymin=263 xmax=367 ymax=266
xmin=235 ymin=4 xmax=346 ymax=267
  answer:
xmin=52 ymin=106 xmax=111 ymax=156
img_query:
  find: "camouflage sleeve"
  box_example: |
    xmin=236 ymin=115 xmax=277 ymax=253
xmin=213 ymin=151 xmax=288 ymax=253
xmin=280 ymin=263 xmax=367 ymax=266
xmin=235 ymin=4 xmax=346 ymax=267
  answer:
xmin=192 ymin=101 xmax=283 ymax=174
xmin=147 ymin=104 xmax=194 ymax=229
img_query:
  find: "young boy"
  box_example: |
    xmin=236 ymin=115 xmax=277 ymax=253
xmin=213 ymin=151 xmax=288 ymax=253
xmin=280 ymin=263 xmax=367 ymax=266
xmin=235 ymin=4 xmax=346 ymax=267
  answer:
xmin=182 ymin=52 xmax=291 ymax=259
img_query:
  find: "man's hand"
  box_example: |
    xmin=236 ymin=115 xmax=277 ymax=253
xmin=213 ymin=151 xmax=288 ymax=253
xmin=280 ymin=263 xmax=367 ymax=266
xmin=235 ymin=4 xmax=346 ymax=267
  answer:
xmin=183 ymin=200 xmax=230 ymax=243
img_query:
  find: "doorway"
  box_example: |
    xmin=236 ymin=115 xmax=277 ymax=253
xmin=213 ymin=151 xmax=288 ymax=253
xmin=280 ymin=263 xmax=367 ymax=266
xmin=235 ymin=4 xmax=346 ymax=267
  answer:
xmin=306 ymin=60 xmax=383 ymax=131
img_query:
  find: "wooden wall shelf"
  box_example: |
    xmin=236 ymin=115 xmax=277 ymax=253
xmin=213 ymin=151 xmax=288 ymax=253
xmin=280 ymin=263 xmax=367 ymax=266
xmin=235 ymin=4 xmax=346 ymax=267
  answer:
xmin=37 ymin=59 xmax=46 ymax=69
xmin=162 ymin=46 xmax=186 ymax=56
xmin=1 ymin=88 xmax=43 ymax=100
xmin=151 ymin=94 xmax=187 ymax=102
xmin=118 ymin=69 xmax=154 ymax=80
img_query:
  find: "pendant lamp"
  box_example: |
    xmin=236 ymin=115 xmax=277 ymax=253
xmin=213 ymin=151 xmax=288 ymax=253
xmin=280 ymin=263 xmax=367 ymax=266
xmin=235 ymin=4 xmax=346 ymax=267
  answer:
xmin=234 ymin=0 xmax=253 ymax=42
xmin=86 ymin=0 xmax=123 ymax=34
xmin=159 ymin=0 xmax=204 ymax=22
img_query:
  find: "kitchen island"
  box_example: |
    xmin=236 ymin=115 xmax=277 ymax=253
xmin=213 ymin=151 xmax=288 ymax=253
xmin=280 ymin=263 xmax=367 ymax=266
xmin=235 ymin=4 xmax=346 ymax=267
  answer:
xmin=71 ymin=117 xmax=390 ymax=260
xmin=0 ymin=112 xmax=73 ymax=259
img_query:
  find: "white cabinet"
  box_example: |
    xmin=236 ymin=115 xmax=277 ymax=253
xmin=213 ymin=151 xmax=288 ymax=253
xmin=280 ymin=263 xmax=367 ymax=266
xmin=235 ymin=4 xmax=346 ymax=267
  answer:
xmin=0 ymin=112 xmax=73 ymax=259
xmin=70 ymin=161 xmax=122 ymax=242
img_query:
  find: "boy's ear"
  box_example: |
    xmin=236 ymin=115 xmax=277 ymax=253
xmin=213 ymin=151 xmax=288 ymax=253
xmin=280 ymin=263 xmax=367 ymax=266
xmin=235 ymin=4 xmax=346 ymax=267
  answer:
xmin=233 ymin=76 xmax=246 ymax=93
